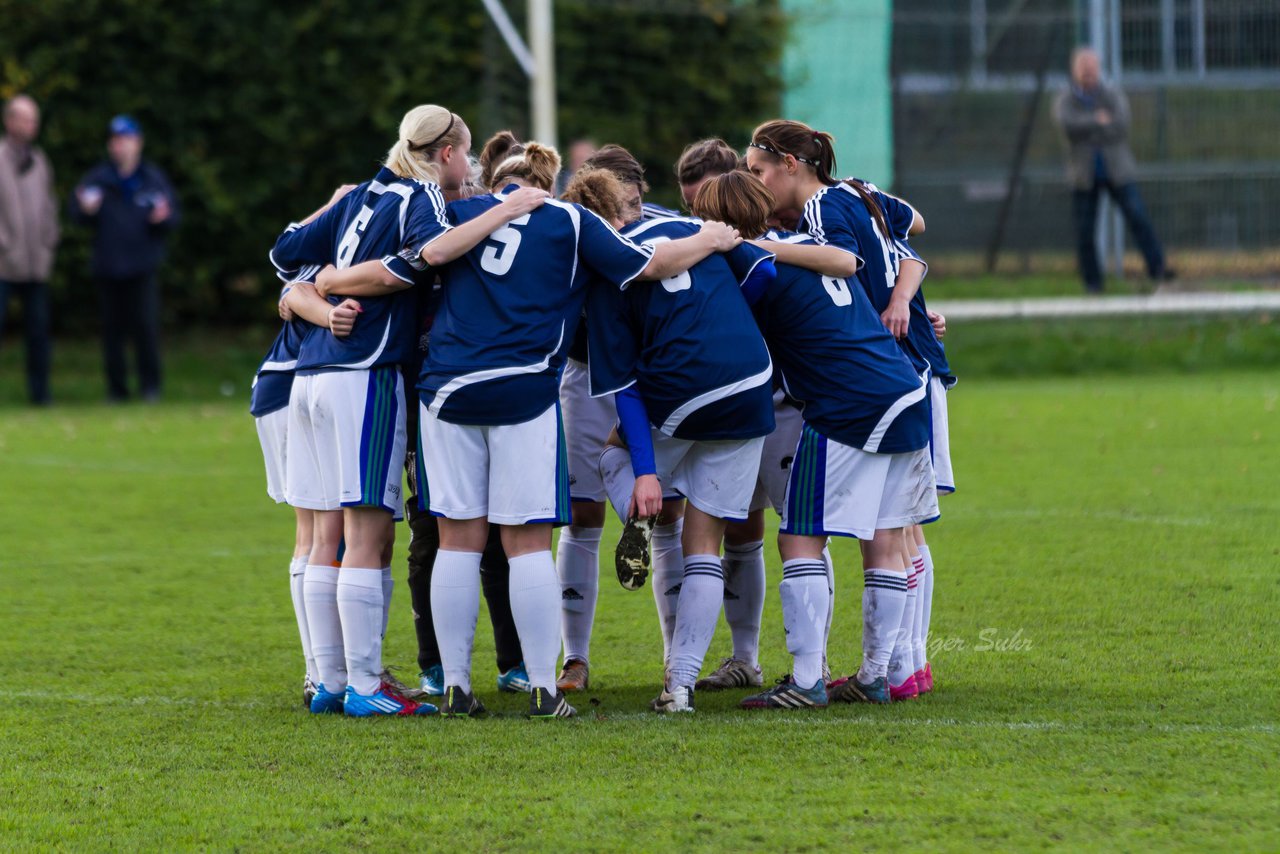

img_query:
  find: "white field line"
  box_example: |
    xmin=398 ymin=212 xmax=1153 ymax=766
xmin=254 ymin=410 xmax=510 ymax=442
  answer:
xmin=0 ymin=689 xmax=1274 ymax=735
xmin=933 ymin=290 xmax=1280 ymax=321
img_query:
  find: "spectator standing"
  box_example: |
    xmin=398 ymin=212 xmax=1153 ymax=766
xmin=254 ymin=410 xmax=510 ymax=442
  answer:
xmin=70 ymin=115 xmax=177 ymax=402
xmin=0 ymin=95 xmax=59 ymax=405
xmin=1053 ymin=47 xmax=1171 ymax=293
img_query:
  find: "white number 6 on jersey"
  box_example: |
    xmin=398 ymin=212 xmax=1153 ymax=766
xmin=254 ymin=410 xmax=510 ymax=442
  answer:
xmin=822 ymin=276 xmax=853 ymax=307
xmin=480 ymin=213 xmax=532 ymax=276
xmin=642 ymin=236 xmax=691 ymax=293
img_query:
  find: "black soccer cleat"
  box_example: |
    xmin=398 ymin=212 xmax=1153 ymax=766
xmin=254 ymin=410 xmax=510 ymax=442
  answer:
xmin=528 ymin=686 xmax=577 ymax=719
xmin=440 ymin=685 xmax=487 ymax=718
xmin=614 ymin=513 xmax=657 ymax=590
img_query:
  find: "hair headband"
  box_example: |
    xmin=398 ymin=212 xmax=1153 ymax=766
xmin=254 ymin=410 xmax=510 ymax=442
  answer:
xmin=749 ymin=141 xmax=819 ymax=167
xmin=408 ymin=113 xmax=456 ymax=153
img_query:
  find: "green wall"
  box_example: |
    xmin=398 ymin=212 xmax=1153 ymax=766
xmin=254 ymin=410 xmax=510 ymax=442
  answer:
xmin=782 ymin=0 xmax=894 ymax=186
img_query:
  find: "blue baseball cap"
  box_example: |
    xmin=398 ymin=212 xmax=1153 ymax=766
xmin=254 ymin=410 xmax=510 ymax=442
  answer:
xmin=108 ymin=115 xmax=141 ymax=137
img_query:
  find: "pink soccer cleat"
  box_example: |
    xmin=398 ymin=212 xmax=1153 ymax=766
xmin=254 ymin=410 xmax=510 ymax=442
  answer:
xmin=889 ymin=673 xmax=920 ymax=701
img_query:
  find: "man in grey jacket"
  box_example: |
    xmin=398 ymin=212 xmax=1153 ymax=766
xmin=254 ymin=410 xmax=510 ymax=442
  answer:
xmin=0 ymin=94 xmax=59 ymax=404
xmin=1053 ymin=47 xmax=1170 ymax=293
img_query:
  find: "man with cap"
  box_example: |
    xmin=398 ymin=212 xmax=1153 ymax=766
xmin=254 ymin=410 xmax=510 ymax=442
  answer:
xmin=71 ymin=114 xmax=178 ymax=402
xmin=0 ymin=94 xmax=60 ymax=405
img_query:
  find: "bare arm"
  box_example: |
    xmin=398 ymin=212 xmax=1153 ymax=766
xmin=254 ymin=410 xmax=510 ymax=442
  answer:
xmin=750 ymin=239 xmax=858 ymax=278
xmin=635 ymin=221 xmax=741 ymax=281
xmin=281 ymin=281 xmax=361 ymax=337
xmin=420 ymin=187 xmax=548 ymax=268
xmin=882 ymin=257 xmax=927 ymax=339
xmin=315 ymin=261 xmax=408 ymax=298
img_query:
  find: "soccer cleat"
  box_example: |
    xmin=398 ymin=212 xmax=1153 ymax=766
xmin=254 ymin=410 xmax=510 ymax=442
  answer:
xmin=308 ymin=683 xmax=346 ymax=714
xmin=614 ymin=513 xmax=657 ymax=590
xmin=650 ymin=684 xmax=695 ymax=713
xmin=419 ymin=664 xmax=445 ymax=697
xmin=497 ymin=662 xmax=532 ymax=693
xmin=919 ymin=662 xmax=934 ymax=694
xmin=890 ymin=673 xmax=920 ymax=701
xmin=440 ymin=685 xmax=487 ymax=718
xmin=740 ymin=677 xmax=829 ymax=710
xmin=695 ymin=657 xmax=764 ymax=691
xmin=828 ymin=674 xmax=891 ymax=705
xmin=380 ymin=667 xmax=426 ymax=701
xmin=303 ymin=675 xmax=318 ymax=709
xmin=528 ymin=686 xmax=577 ymax=719
xmin=343 ymin=682 xmax=438 ymax=717
xmin=556 ymin=658 xmax=590 ymax=692
xmin=822 ymin=658 xmax=832 ymax=685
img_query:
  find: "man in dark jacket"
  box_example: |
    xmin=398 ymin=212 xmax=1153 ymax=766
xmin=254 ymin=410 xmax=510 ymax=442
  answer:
xmin=70 ymin=115 xmax=177 ymax=401
xmin=1053 ymin=47 xmax=1170 ymax=293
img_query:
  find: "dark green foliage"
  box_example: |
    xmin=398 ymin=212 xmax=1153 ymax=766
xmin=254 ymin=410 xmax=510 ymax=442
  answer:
xmin=0 ymin=0 xmax=782 ymax=328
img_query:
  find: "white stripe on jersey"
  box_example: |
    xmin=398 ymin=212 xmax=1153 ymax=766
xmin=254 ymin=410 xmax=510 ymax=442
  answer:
xmin=426 ymin=322 xmax=567 ymax=417
xmin=893 ymin=238 xmax=929 ymax=276
xmin=802 ymin=190 xmax=828 ymax=244
xmin=660 ymin=358 xmax=774 ymax=436
xmin=625 ymin=215 xmax=703 ymax=239
xmin=544 ymin=199 xmax=582 ymax=284
xmin=862 ymin=371 xmax=929 ymax=454
xmin=318 ymin=316 xmax=391 ymax=372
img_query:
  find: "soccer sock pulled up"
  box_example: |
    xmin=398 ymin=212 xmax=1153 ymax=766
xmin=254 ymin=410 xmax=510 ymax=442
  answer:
xmin=779 ymin=559 xmax=830 ymax=688
xmin=888 ymin=565 xmax=920 ymax=688
xmin=600 ymin=445 xmax=637 ymax=522
xmin=303 ymin=564 xmax=346 ymax=692
xmin=858 ymin=568 xmax=908 ymax=683
xmin=909 ymin=551 xmax=927 ymax=673
xmin=380 ymin=566 xmax=393 ymax=641
xmin=508 ymin=550 xmax=561 ymax=694
xmin=721 ymin=540 xmax=764 ymax=668
xmin=822 ymin=543 xmax=835 ymax=661
xmin=669 ymin=554 xmax=724 ymax=690
xmin=557 ymin=525 xmax=602 ymax=666
xmin=337 ymin=567 xmax=385 ymax=696
xmin=289 ymin=556 xmax=317 ymax=682
xmin=430 ymin=550 xmax=481 ymax=694
xmin=650 ymin=519 xmax=685 ymax=665
xmin=918 ymin=544 xmax=935 ymax=665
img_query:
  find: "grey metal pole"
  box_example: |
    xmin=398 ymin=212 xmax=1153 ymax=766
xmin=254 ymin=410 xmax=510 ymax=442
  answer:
xmin=1108 ymin=0 xmax=1125 ymax=279
xmin=529 ymin=0 xmax=558 ymax=150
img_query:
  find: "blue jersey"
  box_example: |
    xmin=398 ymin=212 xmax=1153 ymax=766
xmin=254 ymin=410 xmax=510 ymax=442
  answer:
xmin=800 ymin=180 xmax=916 ymax=315
xmin=587 ymin=217 xmax=776 ymax=441
xmin=269 ymin=167 xmax=451 ymax=373
xmin=641 ymin=201 xmax=681 ymax=221
xmin=250 ymin=266 xmax=320 ymax=417
xmin=894 ymin=238 xmax=956 ymax=387
xmin=752 ymin=232 xmax=929 ymax=454
xmin=419 ymin=188 xmax=654 ymax=426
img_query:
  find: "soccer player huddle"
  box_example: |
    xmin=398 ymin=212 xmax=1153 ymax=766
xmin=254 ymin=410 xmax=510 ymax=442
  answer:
xmin=252 ymin=104 xmax=957 ymax=719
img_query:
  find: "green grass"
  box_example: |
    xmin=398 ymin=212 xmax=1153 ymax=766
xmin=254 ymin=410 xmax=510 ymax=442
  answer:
xmin=1 ymin=368 xmax=1277 ymax=850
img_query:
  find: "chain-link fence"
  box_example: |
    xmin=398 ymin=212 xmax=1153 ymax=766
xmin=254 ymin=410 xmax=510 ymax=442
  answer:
xmin=891 ymin=0 xmax=1280 ymax=277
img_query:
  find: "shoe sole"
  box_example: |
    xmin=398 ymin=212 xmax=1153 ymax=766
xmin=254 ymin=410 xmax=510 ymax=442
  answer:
xmin=614 ymin=515 xmax=656 ymax=590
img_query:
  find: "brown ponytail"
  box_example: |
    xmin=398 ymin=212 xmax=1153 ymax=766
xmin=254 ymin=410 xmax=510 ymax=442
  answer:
xmin=488 ymin=141 xmax=562 ymax=192
xmin=841 ymin=178 xmax=890 ymax=241
xmin=750 ymin=119 xmax=838 ymax=185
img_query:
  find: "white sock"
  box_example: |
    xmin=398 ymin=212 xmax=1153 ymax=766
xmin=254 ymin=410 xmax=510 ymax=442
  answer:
xmin=600 ymin=445 xmax=636 ymax=521
xmin=888 ymin=565 xmax=920 ymax=687
xmin=779 ymin=559 xmax=829 ymax=688
xmin=380 ymin=566 xmax=393 ymax=641
xmin=669 ymin=554 xmax=724 ymax=689
xmin=289 ymin=556 xmax=317 ymax=682
xmin=303 ymin=564 xmax=346 ymax=692
xmin=508 ymin=550 xmax=561 ymax=694
xmin=919 ymin=545 xmax=935 ymax=666
xmin=650 ymin=519 xmax=684 ymax=665
xmin=822 ymin=544 xmax=835 ymax=662
xmin=857 ymin=568 xmax=908 ymax=682
xmin=557 ymin=525 xmax=602 ymax=665
xmin=337 ymin=567 xmax=385 ymax=696
xmin=910 ymin=553 xmax=927 ymax=672
xmin=721 ymin=540 xmax=764 ymax=667
xmin=431 ymin=550 xmax=481 ymax=694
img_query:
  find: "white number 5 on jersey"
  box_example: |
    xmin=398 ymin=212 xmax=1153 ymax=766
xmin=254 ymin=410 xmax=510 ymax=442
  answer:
xmin=480 ymin=214 xmax=532 ymax=276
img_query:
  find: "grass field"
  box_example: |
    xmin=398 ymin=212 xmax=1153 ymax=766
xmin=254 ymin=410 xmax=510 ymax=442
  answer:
xmin=2 ymin=352 xmax=1277 ymax=849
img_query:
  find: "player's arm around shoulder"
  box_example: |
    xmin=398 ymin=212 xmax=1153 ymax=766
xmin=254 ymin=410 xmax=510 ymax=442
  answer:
xmin=418 ymin=186 xmax=548 ymax=268
xmin=635 ymin=220 xmax=741 ymax=281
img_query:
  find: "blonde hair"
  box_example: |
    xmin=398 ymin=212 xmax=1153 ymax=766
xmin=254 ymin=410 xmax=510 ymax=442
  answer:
xmin=489 ymin=142 xmax=562 ymax=192
xmin=562 ymin=167 xmax=627 ymax=224
xmin=384 ymin=104 xmax=467 ymax=184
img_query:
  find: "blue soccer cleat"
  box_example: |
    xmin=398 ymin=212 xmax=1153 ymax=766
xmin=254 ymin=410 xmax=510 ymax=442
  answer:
xmin=497 ymin=661 xmax=532 ymax=693
xmin=309 ymin=683 xmax=346 ymax=714
xmin=828 ymin=673 xmax=891 ymax=705
xmin=740 ymin=677 xmax=828 ymax=710
xmin=343 ymin=682 xmax=438 ymax=717
xmin=419 ymin=664 xmax=445 ymax=697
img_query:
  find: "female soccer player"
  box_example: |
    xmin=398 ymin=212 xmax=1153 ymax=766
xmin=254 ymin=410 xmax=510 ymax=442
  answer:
xmin=316 ymin=140 xmax=741 ymax=718
xmin=269 ymin=104 xmax=546 ymax=717
xmin=734 ymin=135 xmax=937 ymax=704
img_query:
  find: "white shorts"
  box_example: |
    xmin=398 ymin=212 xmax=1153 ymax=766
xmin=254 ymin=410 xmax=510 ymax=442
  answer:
xmin=255 ymin=406 xmax=290 ymax=504
xmin=929 ymin=376 xmax=956 ymax=494
xmin=284 ymin=368 xmax=407 ymax=517
xmin=560 ymin=358 xmax=614 ymax=503
xmin=419 ymin=401 xmax=570 ymax=526
xmin=653 ymin=431 xmax=766 ymax=522
xmin=749 ymin=394 xmax=804 ymax=514
xmin=781 ymin=423 xmax=939 ymax=539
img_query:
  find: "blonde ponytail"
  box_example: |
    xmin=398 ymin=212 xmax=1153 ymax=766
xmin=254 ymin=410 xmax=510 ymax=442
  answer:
xmin=489 ymin=141 xmax=562 ymax=192
xmin=384 ymin=104 xmax=467 ymax=184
